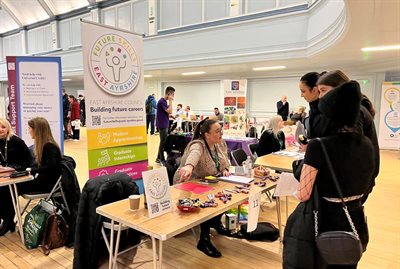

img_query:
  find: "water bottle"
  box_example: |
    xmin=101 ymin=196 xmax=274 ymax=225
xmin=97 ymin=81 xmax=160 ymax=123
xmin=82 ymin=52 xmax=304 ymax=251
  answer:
xmin=246 ymin=156 xmax=253 ymax=177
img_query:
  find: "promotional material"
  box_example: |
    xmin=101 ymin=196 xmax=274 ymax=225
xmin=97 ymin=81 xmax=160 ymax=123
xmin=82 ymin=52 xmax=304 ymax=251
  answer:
xmin=81 ymin=20 xmax=147 ymax=178
xmin=142 ymin=167 xmax=172 ymax=218
xmin=222 ymin=80 xmax=247 ymax=137
xmin=247 ymin=192 xmax=261 ymax=232
xmin=6 ymin=56 xmax=63 ymax=150
xmin=378 ymin=82 xmax=400 ymax=150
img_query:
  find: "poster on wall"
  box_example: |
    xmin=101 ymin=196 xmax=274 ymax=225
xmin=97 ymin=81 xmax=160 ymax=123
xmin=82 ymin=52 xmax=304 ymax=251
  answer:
xmin=81 ymin=20 xmax=147 ymax=179
xmin=378 ymin=82 xmax=400 ymax=150
xmin=6 ymin=56 xmax=63 ymax=151
xmin=222 ymin=80 xmax=247 ymax=137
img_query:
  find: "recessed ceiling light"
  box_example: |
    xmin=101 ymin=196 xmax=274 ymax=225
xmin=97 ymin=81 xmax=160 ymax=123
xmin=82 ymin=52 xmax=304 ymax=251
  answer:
xmin=361 ymin=45 xmax=400 ymax=52
xmin=144 ymin=75 xmax=153 ymax=78
xmin=181 ymin=71 xmax=206 ymax=76
xmin=252 ymin=66 xmax=286 ymax=71
xmin=62 ymin=78 xmax=72 ymax=81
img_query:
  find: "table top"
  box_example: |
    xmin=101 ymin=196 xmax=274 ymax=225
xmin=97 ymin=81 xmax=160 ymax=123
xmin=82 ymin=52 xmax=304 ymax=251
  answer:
xmin=255 ymin=152 xmax=303 ymax=173
xmin=0 ymin=174 xmax=34 ymax=187
xmin=96 ymin=179 xmax=276 ymax=241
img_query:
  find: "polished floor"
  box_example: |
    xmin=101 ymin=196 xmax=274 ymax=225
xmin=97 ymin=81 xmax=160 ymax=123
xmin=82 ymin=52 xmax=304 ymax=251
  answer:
xmin=0 ymin=128 xmax=399 ymax=268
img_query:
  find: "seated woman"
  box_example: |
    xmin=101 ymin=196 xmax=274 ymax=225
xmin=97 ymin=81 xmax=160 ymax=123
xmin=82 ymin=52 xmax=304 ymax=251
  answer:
xmin=290 ymin=106 xmax=307 ymax=123
xmin=0 ymin=118 xmax=33 ymax=235
xmin=0 ymin=117 xmax=62 ymax=236
xmin=256 ymin=115 xmax=285 ymax=157
xmin=174 ymin=118 xmax=230 ymax=258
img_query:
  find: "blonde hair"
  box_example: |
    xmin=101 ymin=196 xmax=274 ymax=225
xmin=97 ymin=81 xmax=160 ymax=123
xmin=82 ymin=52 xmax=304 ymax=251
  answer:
xmin=28 ymin=117 xmax=60 ymax=166
xmin=267 ymin=115 xmax=283 ymax=138
xmin=0 ymin=118 xmax=15 ymax=141
xmin=295 ymin=106 xmax=306 ymax=114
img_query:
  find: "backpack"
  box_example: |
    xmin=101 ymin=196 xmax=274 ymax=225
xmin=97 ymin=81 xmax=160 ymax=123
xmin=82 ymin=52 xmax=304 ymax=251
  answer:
xmin=145 ymin=101 xmax=152 ymax=114
xmin=240 ymin=222 xmax=279 ymax=241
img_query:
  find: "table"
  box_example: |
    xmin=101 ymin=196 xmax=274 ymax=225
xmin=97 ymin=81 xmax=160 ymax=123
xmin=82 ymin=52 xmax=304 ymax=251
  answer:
xmin=97 ymin=179 xmax=276 ymax=269
xmin=0 ymin=174 xmax=34 ymax=243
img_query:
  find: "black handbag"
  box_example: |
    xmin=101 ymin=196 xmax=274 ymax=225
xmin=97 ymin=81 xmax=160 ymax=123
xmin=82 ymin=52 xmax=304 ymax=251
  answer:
xmin=314 ymin=138 xmax=363 ymax=265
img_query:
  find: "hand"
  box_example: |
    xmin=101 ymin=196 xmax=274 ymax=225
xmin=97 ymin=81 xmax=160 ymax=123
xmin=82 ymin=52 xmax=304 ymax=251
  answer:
xmin=299 ymin=143 xmax=308 ymax=152
xmin=222 ymin=169 xmax=230 ymax=177
xmin=178 ymin=165 xmax=193 ymax=182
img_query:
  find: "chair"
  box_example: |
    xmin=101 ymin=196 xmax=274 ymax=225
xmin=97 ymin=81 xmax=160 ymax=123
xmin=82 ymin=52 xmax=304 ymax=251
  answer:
xmin=231 ymin=149 xmax=248 ymax=166
xmin=21 ymin=175 xmax=70 ymax=215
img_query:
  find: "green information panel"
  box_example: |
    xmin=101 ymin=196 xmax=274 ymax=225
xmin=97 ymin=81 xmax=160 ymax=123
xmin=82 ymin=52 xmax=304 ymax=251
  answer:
xmin=88 ymin=143 xmax=148 ymax=169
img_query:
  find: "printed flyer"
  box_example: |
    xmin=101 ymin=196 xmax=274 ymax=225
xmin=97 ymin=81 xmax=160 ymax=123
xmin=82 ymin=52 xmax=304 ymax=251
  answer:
xmin=81 ymin=20 xmax=147 ymax=178
xmin=222 ymin=80 xmax=247 ymax=137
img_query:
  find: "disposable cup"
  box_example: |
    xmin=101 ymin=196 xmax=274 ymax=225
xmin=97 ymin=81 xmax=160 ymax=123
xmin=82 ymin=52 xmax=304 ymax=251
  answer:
xmin=129 ymin=195 xmax=141 ymax=211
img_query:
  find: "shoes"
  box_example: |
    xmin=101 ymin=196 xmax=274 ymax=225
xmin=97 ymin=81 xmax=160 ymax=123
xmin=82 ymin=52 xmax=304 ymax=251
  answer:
xmin=213 ymin=224 xmax=231 ymax=236
xmin=197 ymin=237 xmax=222 ymax=258
xmin=0 ymin=218 xmax=16 ymax=236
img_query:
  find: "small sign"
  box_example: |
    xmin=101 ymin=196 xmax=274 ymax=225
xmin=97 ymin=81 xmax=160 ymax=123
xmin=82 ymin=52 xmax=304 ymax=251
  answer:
xmin=142 ymin=167 xmax=172 ymax=218
xmin=247 ymin=191 xmax=261 ymax=232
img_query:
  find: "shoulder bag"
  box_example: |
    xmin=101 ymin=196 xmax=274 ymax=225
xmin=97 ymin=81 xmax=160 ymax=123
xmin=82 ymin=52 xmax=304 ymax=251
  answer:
xmin=315 ymin=138 xmax=363 ymax=265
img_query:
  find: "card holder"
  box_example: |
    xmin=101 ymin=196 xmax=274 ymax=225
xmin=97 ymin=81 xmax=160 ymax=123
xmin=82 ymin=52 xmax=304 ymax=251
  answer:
xmin=10 ymin=171 xmax=30 ymax=178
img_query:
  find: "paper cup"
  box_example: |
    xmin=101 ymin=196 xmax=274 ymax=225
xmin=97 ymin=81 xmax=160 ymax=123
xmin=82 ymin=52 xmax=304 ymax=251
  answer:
xmin=129 ymin=195 xmax=141 ymax=211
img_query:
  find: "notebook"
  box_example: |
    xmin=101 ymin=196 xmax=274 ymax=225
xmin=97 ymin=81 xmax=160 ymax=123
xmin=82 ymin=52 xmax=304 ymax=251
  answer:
xmin=218 ymin=175 xmax=254 ymax=184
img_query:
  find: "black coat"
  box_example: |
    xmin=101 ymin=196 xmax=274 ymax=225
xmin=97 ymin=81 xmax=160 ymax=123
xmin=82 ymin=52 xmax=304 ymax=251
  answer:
xmin=73 ymin=173 xmax=139 ymax=269
xmin=256 ymin=130 xmax=285 ymax=157
xmin=0 ymin=135 xmax=32 ymax=171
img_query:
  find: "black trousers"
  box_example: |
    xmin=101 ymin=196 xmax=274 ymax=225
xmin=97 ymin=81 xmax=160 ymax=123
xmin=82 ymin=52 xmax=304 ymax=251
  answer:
xmin=146 ymin=114 xmax=155 ymax=134
xmin=157 ymin=128 xmax=168 ymax=162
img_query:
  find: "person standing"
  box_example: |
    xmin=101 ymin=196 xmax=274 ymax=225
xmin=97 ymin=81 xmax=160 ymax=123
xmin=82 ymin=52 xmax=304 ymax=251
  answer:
xmin=156 ymin=86 xmax=175 ymax=165
xmin=145 ymin=94 xmax=157 ymax=135
xmin=277 ymin=95 xmax=289 ymax=121
xmin=79 ymin=94 xmax=86 ymax=127
xmin=62 ymin=88 xmax=71 ymax=139
xmin=214 ymin=107 xmax=223 ymax=121
xmin=69 ymin=95 xmax=81 ymax=141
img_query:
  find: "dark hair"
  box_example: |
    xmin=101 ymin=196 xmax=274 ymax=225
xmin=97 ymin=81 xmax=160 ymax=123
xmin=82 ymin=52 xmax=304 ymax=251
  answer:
xmin=361 ymin=94 xmax=376 ymax=119
xmin=186 ymin=106 xmax=191 ymax=110
xmin=317 ymin=70 xmax=350 ymax=87
xmin=177 ymin=104 xmax=182 ymax=108
xmin=300 ymin=72 xmax=326 ymax=89
xmin=78 ymin=94 xmax=83 ymax=97
xmin=192 ymin=118 xmax=219 ymax=140
xmin=69 ymin=95 xmax=76 ymax=101
xmin=214 ymin=107 xmax=219 ymax=110
xmin=165 ymin=86 xmax=175 ymax=95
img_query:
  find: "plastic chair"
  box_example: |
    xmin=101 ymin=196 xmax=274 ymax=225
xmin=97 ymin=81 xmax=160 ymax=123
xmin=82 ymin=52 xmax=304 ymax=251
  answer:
xmin=231 ymin=149 xmax=248 ymax=166
xmin=21 ymin=175 xmax=70 ymax=215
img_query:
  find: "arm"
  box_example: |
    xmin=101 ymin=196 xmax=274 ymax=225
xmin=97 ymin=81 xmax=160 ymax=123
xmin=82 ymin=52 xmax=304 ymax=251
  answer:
xmin=166 ymin=97 xmax=173 ymax=114
xmin=297 ymin=164 xmax=318 ymax=201
xmin=177 ymin=143 xmax=203 ymax=182
xmin=31 ymin=143 xmax=62 ymax=177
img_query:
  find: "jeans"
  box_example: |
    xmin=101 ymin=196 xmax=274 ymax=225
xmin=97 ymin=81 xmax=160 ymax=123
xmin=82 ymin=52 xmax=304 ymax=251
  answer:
xmin=157 ymin=128 xmax=168 ymax=162
xmin=146 ymin=114 xmax=155 ymax=134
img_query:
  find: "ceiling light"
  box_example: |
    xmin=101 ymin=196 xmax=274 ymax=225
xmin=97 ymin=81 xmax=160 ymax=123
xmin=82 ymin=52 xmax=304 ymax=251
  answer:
xmin=252 ymin=66 xmax=286 ymax=71
xmin=144 ymin=75 xmax=153 ymax=78
xmin=62 ymin=78 xmax=72 ymax=81
xmin=361 ymin=45 xmax=400 ymax=52
xmin=181 ymin=71 xmax=206 ymax=76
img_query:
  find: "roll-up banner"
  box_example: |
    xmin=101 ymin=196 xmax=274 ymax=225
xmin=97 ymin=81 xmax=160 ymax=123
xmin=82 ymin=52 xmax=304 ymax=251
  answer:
xmin=378 ymin=82 xmax=400 ymax=150
xmin=222 ymin=80 xmax=247 ymax=137
xmin=6 ymin=56 xmax=63 ymax=152
xmin=81 ymin=20 xmax=147 ymax=179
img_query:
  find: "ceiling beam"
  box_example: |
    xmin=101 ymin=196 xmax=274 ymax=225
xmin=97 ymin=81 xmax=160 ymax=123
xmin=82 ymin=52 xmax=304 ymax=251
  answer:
xmin=37 ymin=0 xmax=55 ymax=17
xmin=1 ymin=0 xmax=23 ymax=27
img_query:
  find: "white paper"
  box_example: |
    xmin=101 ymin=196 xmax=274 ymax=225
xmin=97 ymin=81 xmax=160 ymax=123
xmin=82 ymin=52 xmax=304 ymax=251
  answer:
xmin=218 ymin=175 xmax=254 ymax=184
xmin=273 ymin=172 xmax=299 ymax=197
xmin=142 ymin=167 xmax=172 ymax=218
xmin=247 ymin=192 xmax=261 ymax=232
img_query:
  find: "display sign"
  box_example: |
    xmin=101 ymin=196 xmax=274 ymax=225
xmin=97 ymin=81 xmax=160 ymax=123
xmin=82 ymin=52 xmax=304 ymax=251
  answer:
xmin=247 ymin=192 xmax=261 ymax=232
xmin=81 ymin=20 xmax=147 ymax=178
xmin=222 ymin=80 xmax=247 ymax=137
xmin=142 ymin=167 xmax=172 ymax=218
xmin=378 ymin=82 xmax=400 ymax=150
xmin=6 ymin=56 xmax=63 ymax=151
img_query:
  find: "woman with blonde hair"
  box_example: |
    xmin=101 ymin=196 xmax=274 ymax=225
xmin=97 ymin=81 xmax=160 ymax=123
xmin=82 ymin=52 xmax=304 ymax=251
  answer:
xmin=256 ymin=115 xmax=285 ymax=157
xmin=0 ymin=118 xmax=32 ymax=235
xmin=0 ymin=117 xmax=62 ymax=236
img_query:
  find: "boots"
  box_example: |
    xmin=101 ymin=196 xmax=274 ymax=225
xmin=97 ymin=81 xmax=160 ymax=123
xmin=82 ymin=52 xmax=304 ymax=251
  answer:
xmin=197 ymin=234 xmax=222 ymax=258
xmin=212 ymin=223 xmax=231 ymax=236
xmin=0 ymin=218 xmax=15 ymax=236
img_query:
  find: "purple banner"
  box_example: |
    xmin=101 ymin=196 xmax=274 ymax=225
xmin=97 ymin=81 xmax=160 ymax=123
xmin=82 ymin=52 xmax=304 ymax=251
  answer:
xmin=89 ymin=160 xmax=148 ymax=180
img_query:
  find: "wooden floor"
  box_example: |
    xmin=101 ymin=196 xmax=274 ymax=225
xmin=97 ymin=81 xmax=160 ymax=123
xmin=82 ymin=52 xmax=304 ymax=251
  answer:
xmin=0 ymin=128 xmax=399 ymax=268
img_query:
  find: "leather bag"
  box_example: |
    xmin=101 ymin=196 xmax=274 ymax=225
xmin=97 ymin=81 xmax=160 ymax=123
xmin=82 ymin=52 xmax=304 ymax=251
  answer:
xmin=40 ymin=212 xmax=69 ymax=255
xmin=314 ymin=138 xmax=363 ymax=265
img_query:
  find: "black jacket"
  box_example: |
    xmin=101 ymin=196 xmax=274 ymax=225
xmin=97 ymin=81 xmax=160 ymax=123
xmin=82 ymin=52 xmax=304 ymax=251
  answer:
xmin=73 ymin=173 xmax=139 ymax=269
xmin=277 ymin=100 xmax=289 ymax=120
xmin=256 ymin=130 xmax=285 ymax=157
xmin=0 ymin=135 xmax=32 ymax=171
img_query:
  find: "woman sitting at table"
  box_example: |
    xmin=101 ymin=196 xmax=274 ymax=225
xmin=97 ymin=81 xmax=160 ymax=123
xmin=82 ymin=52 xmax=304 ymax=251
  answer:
xmin=0 ymin=118 xmax=32 ymax=235
xmin=0 ymin=117 xmax=62 ymax=236
xmin=256 ymin=115 xmax=285 ymax=157
xmin=174 ymin=118 xmax=230 ymax=258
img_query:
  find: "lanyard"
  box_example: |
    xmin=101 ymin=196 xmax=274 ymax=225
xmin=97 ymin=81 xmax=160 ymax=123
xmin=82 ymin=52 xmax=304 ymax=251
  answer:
xmin=0 ymin=139 xmax=8 ymax=165
xmin=205 ymin=141 xmax=220 ymax=172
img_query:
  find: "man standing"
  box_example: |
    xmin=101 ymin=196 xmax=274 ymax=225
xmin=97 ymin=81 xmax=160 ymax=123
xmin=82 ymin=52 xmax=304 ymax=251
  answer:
xmin=156 ymin=86 xmax=175 ymax=165
xmin=62 ymin=88 xmax=71 ymax=138
xmin=277 ymin=95 xmax=289 ymax=121
xmin=79 ymin=94 xmax=86 ymax=127
xmin=145 ymin=94 xmax=157 ymax=135
xmin=214 ymin=107 xmax=223 ymax=121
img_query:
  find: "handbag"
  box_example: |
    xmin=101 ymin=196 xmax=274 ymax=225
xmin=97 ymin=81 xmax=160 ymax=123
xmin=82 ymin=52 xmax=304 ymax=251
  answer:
xmin=314 ymin=138 xmax=363 ymax=265
xmin=240 ymin=222 xmax=279 ymax=241
xmin=40 ymin=211 xmax=69 ymax=255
